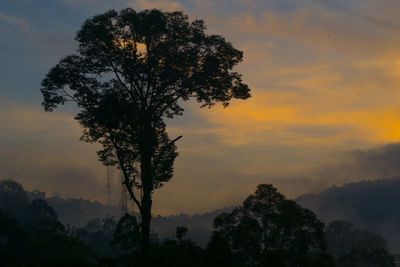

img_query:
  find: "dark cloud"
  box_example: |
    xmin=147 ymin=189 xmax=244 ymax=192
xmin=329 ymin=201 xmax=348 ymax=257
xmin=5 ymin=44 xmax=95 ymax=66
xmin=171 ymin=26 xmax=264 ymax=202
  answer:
xmin=305 ymin=143 xmax=400 ymax=193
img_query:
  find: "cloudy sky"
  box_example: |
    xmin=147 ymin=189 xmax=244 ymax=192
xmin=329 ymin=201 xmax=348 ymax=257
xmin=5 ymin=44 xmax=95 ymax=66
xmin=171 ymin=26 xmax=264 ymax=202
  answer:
xmin=2 ymin=0 xmax=400 ymax=215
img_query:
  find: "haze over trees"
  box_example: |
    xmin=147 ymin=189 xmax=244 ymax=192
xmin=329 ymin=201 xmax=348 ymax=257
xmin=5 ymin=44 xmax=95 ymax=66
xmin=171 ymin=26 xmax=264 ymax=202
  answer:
xmin=1 ymin=180 xmax=224 ymax=246
xmin=325 ymin=220 xmax=396 ymax=267
xmin=2 ymin=179 xmax=398 ymax=266
xmin=296 ymin=177 xmax=400 ymax=252
xmin=40 ymin=8 xmax=250 ymax=263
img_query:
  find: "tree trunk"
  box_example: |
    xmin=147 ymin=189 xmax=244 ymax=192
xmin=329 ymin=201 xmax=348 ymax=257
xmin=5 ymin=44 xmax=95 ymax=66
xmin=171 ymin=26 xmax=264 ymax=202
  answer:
xmin=139 ymin=118 xmax=154 ymax=266
xmin=140 ymin=186 xmax=152 ymax=265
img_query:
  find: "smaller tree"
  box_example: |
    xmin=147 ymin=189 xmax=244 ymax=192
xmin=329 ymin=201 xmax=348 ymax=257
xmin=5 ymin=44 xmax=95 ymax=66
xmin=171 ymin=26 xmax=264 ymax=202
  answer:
xmin=211 ymin=184 xmax=333 ymax=266
xmin=176 ymin=226 xmax=188 ymax=242
xmin=0 ymin=210 xmax=27 ymax=264
xmin=23 ymin=199 xmax=58 ymax=223
xmin=148 ymin=227 xmax=204 ymax=267
xmin=22 ymin=199 xmax=65 ymax=233
xmin=0 ymin=179 xmax=29 ymax=217
xmin=74 ymin=215 xmax=117 ymax=256
xmin=205 ymin=232 xmax=239 ymax=267
xmin=112 ymin=213 xmax=140 ymax=253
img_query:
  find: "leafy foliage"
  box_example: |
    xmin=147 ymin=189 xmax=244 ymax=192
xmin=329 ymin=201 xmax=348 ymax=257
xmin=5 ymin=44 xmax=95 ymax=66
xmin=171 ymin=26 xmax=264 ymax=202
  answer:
xmin=73 ymin=216 xmax=117 ymax=257
xmin=211 ymin=184 xmax=333 ymax=266
xmin=0 ymin=205 xmax=95 ymax=266
xmin=176 ymin=226 xmax=188 ymax=241
xmin=112 ymin=213 xmax=140 ymax=252
xmin=41 ymin=9 xmax=250 ymax=260
xmin=40 ymin=8 xmax=250 ymax=194
xmin=0 ymin=179 xmax=29 ymax=216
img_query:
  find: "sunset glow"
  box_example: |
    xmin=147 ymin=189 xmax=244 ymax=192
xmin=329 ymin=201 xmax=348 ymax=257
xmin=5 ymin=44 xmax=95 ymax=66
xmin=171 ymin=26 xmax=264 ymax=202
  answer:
xmin=1 ymin=0 xmax=400 ymax=215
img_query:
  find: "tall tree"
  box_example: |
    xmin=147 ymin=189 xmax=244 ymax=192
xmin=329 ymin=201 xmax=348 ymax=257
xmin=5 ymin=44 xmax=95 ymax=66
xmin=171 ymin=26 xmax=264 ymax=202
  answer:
xmin=41 ymin=8 xmax=250 ymax=264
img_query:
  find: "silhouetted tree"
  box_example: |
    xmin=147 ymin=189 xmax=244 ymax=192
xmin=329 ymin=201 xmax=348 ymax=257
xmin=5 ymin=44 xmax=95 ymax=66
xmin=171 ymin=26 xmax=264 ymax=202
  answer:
xmin=23 ymin=199 xmax=58 ymax=223
xmin=75 ymin=215 xmax=117 ymax=256
xmin=41 ymin=8 xmax=250 ymax=264
xmin=0 ymin=179 xmax=29 ymax=217
xmin=23 ymin=199 xmax=65 ymax=233
xmin=176 ymin=226 xmax=188 ymax=242
xmin=325 ymin=220 xmax=395 ymax=266
xmin=1 ymin=203 xmax=96 ymax=266
xmin=205 ymin=231 xmax=241 ymax=267
xmin=211 ymin=184 xmax=333 ymax=266
xmin=112 ymin=213 xmax=140 ymax=253
xmin=148 ymin=227 xmax=204 ymax=267
xmin=0 ymin=210 xmax=27 ymax=265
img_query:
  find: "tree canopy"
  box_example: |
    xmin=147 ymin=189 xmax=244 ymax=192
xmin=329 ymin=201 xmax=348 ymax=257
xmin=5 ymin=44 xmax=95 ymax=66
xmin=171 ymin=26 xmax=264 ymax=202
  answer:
xmin=0 ymin=179 xmax=29 ymax=217
xmin=41 ymin=9 xmax=250 ymax=114
xmin=41 ymin=8 xmax=250 ymax=263
xmin=211 ymin=184 xmax=333 ymax=266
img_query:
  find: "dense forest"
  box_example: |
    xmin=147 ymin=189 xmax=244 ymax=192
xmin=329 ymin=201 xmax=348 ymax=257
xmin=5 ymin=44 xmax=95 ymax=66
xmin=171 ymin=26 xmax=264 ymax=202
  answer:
xmin=1 ymin=179 xmax=397 ymax=266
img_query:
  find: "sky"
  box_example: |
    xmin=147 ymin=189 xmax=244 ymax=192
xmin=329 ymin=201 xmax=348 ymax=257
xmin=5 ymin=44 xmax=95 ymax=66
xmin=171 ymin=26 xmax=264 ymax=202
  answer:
xmin=2 ymin=0 xmax=400 ymax=215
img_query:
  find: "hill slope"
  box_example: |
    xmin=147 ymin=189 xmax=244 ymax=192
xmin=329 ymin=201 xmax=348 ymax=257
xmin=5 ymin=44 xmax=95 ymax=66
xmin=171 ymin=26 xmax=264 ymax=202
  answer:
xmin=296 ymin=177 xmax=400 ymax=252
xmin=27 ymin=188 xmax=231 ymax=246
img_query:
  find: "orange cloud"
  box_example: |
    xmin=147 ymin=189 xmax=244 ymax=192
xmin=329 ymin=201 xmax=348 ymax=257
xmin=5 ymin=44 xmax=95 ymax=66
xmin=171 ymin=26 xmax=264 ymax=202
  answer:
xmin=133 ymin=0 xmax=182 ymax=11
xmin=7 ymin=0 xmax=400 ymax=215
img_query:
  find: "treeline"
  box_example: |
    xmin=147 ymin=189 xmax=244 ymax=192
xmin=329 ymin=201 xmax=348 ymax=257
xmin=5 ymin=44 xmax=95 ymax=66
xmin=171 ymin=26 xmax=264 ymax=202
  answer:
xmin=0 ymin=180 xmax=396 ymax=266
xmin=24 ymin=186 xmax=222 ymax=246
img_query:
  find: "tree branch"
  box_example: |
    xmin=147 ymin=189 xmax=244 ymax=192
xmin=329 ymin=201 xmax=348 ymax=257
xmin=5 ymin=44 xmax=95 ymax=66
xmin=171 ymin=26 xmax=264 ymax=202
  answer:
xmin=153 ymin=135 xmax=182 ymax=168
xmin=110 ymin=137 xmax=143 ymax=213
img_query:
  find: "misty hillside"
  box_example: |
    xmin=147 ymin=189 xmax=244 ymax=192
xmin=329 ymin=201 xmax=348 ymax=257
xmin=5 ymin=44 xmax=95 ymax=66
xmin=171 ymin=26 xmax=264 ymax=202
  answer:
xmin=9 ymin=178 xmax=400 ymax=250
xmin=27 ymin=188 xmax=231 ymax=246
xmin=27 ymin=190 xmax=124 ymax=227
xmin=296 ymin=177 xmax=400 ymax=252
xmin=2 ymin=179 xmax=399 ymax=265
